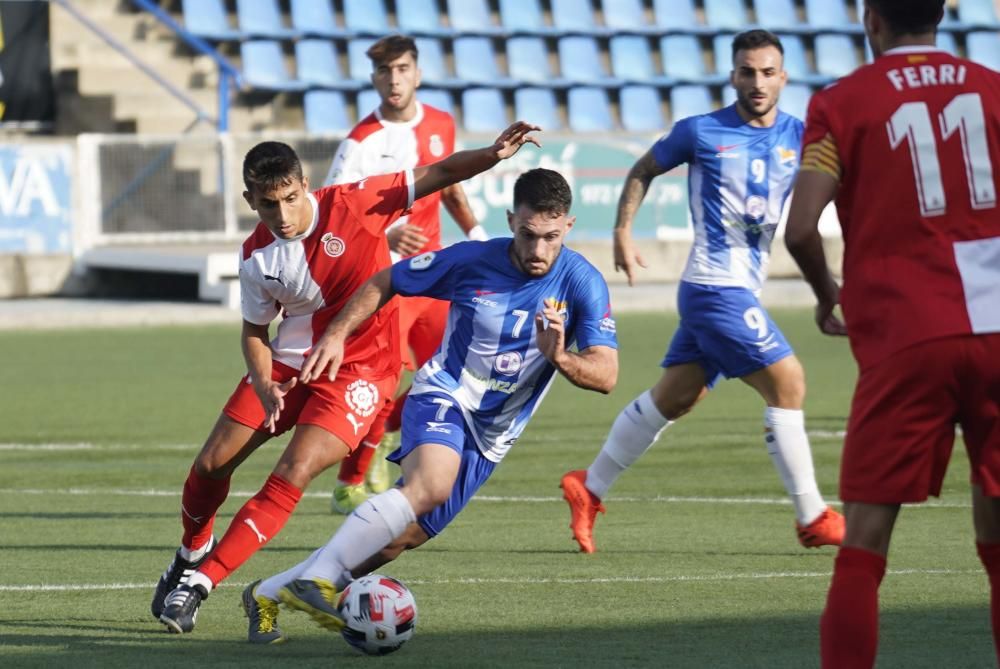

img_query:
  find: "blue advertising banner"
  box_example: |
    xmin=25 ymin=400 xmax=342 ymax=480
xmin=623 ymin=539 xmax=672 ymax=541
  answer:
xmin=0 ymin=143 xmax=73 ymax=253
xmin=446 ymin=136 xmax=689 ymax=242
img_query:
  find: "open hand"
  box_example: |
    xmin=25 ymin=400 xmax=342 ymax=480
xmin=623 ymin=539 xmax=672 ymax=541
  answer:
xmin=256 ymin=377 xmax=297 ymax=434
xmin=299 ymin=334 xmax=346 ymax=384
xmin=492 ymin=121 xmax=542 ymax=160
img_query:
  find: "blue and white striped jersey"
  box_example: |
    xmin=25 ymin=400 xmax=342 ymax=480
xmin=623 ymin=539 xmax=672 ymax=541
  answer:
xmin=391 ymin=239 xmax=618 ymax=463
xmin=653 ymin=105 xmax=803 ymax=294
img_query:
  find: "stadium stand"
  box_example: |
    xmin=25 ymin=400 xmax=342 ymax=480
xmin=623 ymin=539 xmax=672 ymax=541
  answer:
xmin=447 ymin=0 xmax=504 ymax=35
xmin=558 ymin=36 xmax=623 ymax=86
xmin=236 ymin=0 xmax=299 ymax=40
xmin=342 ymin=0 xmax=390 ymax=35
xmin=508 ymin=36 xmax=570 ymax=87
xmin=239 ymin=40 xmax=306 ymax=92
xmin=180 ymin=0 xmax=239 ymax=41
xmin=514 ymin=87 xmax=563 ymax=130
xmin=499 ymin=0 xmax=558 ymax=35
xmin=754 ymin=0 xmax=802 ymax=33
xmin=396 ymin=0 xmax=450 ymax=37
xmin=620 ymin=85 xmax=663 ymax=131
xmin=567 ymin=86 xmax=614 ymax=131
xmin=705 ymin=0 xmax=749 ymax=30
xmin=610 ymin=35 xmax=673 ymax=86
xmin=295 ymin=39 xmax=359 ymax=90
xmin=552 ymin=0 xmax=608 ymax=34
xmin=462 ymin=87 xmax=508 ymax=131
xmin=454 ymin=37 xmax=517 ymax=87
xmin=670 ymin=84 xmax=714 ymax=121
xmin=288 ymin=0 xmax=345 ymax=39
xmin=303 ymin=89 xmax=351 ymax=133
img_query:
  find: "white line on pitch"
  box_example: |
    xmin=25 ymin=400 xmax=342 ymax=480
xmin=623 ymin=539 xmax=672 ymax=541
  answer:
xmin=0 ymin=486 xmax=973 ymax=509
xmin=0 ymin=567 xmax=979 ymax=593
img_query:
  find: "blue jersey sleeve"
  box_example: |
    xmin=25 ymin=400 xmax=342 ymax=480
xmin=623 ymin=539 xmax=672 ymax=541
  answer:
xmin=569 ymin=268 xmax=618 ymax=351
xmin=390 ymin=243 xmax=471 ymax=300
xmin=651 ymin=116 xmax=697 ymax=171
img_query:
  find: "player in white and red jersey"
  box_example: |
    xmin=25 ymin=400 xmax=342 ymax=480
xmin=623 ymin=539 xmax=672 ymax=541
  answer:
xmin=325 ymin=35 xmax=486 ymax=512
xmin=785 ymin=1 xmax=1000 ymax=666
xmin=152 ymin=121 xmax=542 ymax=638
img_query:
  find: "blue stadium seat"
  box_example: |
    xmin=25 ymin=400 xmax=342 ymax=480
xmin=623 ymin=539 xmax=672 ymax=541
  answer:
xmin=653 ymin=0 xmax=704 ymax=32
xmin=620 ymin=85 xmax=663 ymax=133
xmin=181 ymin=0 xmax=239 ymax=41
xmin=804 ymin=0 xmax=859 ymax=32
xmin=343 ymin=0 xmax=390 ymax=36
xmin=347 ymin=38 xmax=376 ymax=82
xmin=601 ymin=0 xmax=655 ymax=34
xmin=704 ymin=0 xmax=747 ymax=30
xmin=722 ymin=85 xmax=736 ymax=107
xmin=611 ymin=36 xmax=671 ymax=85
xmin=661 ymin=35 xmax=714 ymax=83
xmin=304 ymin=90 xmax=351 ymax=133
xmin=418 ymin=89 xmax=455 ymax=115
xmin=289 ymin=0 xmax=345 ymax=38
xmin=241 ymin=40 xmax=307 ymax=91
xmin=815 ymin=34 xmax=859 ymax=78
xmin=552 ymin=0 xmax=605 ymax=34
xmin=499 ymin=0 xmax=557 ymax=35
xmin=968 ymin=32 xmax=1000 ymax=72
xmin=462 ymin=88 xmax=508 ymax=132
xmin=453 ymin=37 xmax=516 ymax=87
xmin=670 ymin=85 xmax=713 ymax=122
xmin=236 ymin=0 xmax=298 ymax=40
xmin=295 ymin=40 xmax=360 ymax=90
xmin=753 ymin=0 xmax=802 ymax=33
xmin=779 ymin=83 xmax=811 ymax=120
xmin=713 ymin=33 xmax=735 ymax=76
xmin=779 ymin=34 xmax=829 ymax=85
xmin=558 ymin=36 xmax=622 ymax=86
xmin=356 ymin=89 xmax=380 ymax=117
xmin=936 ymin=31 xmax=958 ymax=57
xmin=959 ymin=0 xmax=1000 ymax=28
xmin=447 ymin=0 xmax=503 ymax=35
xmin=415 ymin=38 xmax=466 ymax=88
xmin=568 ymin=87 xmax=614 ymax=131
xmin=514 ymin=88 xmax=562 ymax=130
xmin=396 ymin=0 xmax=451 ymax=37
xmin=508 ymin=37 xmax=569 ymax=87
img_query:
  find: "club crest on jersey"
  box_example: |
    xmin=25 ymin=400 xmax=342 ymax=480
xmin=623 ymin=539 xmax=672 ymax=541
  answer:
xmin=410 ymin=252 xmax=435 ymax=270
xmin=543 ymin=298 xmax=568 ymax=316
xmin=776 ymin=146 xmax=797 ymax=165
xmin=322 ymin=233 xmax=346 ymax=258
xmin=745 ymin=195 xmax=767 ymax=220
xmin=428 ymin=134 xmax=445 ymax=158
xmin=494 ymin=351 xmax=523 ymax=376
xmin=345 ymin=379 xmax=379 ymax=417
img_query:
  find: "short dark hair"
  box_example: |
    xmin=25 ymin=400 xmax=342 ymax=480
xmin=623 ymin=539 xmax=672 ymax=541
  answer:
xmin=367 ymin=34 xmax=419 ymax=67
xmin=731 ymin=29 xmax=784 ymax=62
xmin=513 ymin=168 xmax=572 ymax=216
xmin=242 ymin=141 xmax=303 ymax=193
xmin=866 ymin=0 xmax=944 ymax=35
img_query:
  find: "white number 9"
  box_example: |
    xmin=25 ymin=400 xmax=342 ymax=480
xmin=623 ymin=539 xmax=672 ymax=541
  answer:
xmin=743 ymin=306 xmax=768 ymax=339
xmin=751 ymin=159 xmax=766 ymax=184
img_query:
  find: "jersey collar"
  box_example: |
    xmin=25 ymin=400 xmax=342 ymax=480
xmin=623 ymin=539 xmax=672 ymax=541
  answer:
xmin=374 ymin=100 xmax=425 ymax=129
xmin=883 ymin=45 xmax=942 ymax=56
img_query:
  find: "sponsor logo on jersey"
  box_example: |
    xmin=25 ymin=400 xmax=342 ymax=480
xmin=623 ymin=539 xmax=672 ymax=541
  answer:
xmin=745 ymin=195 xmax=767 ymax=219
xmin=429 ymin=134 xmax=445 ymax=158
xmin=344 ymin=379 xmax=379 ymax=417
xmin=776 ymin=146 xmax=797 ymax=165
xmin=494 ymin=351 xmax=523 ymax=376
xmin=410 ymin=252 xmax=435 ymax=270
xmin=472 ymin=294 xmax=499 ymax=307
xmin=599 ymin=317 xmax=617 ymax=334
xmin=321 ymin=232 xmax=346 ymax=257
xmin=716 ymin=143 xmax=742 ymax=159
xmin=425 ymin=421 xmax=452 ymax=434
xmin=461 ymin=367 xmax=519 ymax=395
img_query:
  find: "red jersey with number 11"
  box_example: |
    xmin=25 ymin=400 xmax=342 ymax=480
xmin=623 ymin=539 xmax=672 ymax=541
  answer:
xmin=802 ymin=47 xmax=1000 ymax=370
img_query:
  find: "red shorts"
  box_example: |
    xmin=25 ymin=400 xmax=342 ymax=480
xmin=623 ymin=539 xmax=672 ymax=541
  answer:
xmin=398 ymin=295 xmax=449 ymax=371
xmin=222 ymin=361 xmax=401 ymax=451
xmin=841 ymin=334 xmax=1000 ymax=504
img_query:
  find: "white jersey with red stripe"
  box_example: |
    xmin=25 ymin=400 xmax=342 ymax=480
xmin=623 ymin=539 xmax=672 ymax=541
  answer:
xmin=324 ymin=101 xmax=455 ymax=254
xmin=238 ymin=171 xmax=414 ymax=376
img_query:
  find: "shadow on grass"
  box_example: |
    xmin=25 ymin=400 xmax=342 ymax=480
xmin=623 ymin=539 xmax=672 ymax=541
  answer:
xmin=0 ymin=606 xmax=994 ymax=669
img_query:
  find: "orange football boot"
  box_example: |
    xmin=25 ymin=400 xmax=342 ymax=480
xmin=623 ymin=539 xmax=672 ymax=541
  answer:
xmin=560 ymin=470 xmax=605 ymax=553
xmin=796 ymin=506 xmax=845 ymax=548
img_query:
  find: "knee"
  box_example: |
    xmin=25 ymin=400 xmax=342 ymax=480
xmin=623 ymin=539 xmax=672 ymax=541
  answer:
xmin=650 ymin=386 xmax=700 ymax=421
xmin=402 ymin=482 xmax=451 ymax=516
xmin=192 ymin=453 xmax=229 ymax=479
xmin=773 ymin=362 xmax=807 ymax=409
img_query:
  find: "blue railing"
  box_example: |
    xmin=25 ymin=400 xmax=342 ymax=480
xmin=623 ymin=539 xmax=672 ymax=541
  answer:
xmin=128 ymin=0 xmax=242 ymax=132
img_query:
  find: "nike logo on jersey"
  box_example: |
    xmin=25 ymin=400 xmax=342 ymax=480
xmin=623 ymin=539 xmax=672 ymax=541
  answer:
xmin=716 ymin=143 xmax=742 ymax=152
xmin=475 ymin=290 xmax=496 ymax=296
xmin=243 ymin=518 xmax=268 ymax=543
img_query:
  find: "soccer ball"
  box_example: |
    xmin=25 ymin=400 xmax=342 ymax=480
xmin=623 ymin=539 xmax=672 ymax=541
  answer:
xmin=337 ymin=574 xmax=417 ymax=655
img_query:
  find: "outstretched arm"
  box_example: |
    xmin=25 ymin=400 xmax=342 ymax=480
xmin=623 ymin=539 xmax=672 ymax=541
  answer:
xmin=298 ymin=269 xmax=397 ymax=383
xmin=614 ymin=149 xmax=668 ymax=286
xmin=411 ymin=121 xmax=540 ymax=202
xmin=785 ymin=169 xmax=847 ymax=336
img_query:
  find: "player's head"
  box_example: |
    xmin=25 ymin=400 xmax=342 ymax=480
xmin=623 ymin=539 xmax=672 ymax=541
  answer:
xmin=730 ymin=30 xmax=787 ymax=122
xmin=242 ymin=141 xmax=312 ymax=240
xmin=507 ymin=168 xmax=575 ymax=277
xmin=864 ymin=0 xmax=943 ymax=57
xmin=367 ymin=35 xmax=421 ymax=116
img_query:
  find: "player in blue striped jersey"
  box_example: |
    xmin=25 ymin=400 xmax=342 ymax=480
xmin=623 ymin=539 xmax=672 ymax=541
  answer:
xmin=249 ymin=169 xmax=618 ymax=635
xmin=563 ymin=30 xmax=845 ymax=554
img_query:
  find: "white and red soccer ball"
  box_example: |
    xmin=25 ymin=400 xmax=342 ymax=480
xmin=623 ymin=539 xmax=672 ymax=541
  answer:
xmin=337 ymin=574 xmax=417 ymax=655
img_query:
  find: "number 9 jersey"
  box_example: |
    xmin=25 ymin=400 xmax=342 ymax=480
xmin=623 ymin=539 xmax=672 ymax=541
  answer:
xmin=802 ymin=46 xmax=1000 ymax=370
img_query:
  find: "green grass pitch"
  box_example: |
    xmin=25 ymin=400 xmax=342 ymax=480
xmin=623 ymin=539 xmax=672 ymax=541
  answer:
xmin=0 ymin=310 xmax=992 ymax=668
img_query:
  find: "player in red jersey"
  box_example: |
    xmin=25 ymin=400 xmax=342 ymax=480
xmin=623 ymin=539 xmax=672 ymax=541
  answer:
xmin=152 ymin=121 xmax=541 ymax=637
xmin=785 ymin=1 xmax=1000 ymax=666
xmin=325 ymin=35 xmax=485 ymax=513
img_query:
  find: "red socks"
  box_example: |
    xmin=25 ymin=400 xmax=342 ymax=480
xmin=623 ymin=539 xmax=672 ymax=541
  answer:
xmin=180 ymin=466 xmax=231 ymax=551
xmin=978 ymin=542 xmax=1000 ymax=665
xmin=820 ymin=546 xmax=886 ymax=669
xmin=197 ymin=473 xmax=302 ymax=586
xmin=338 ymin=442 xmax=377 ymax=486
xmin=385 ymin=387 xmax=409 ymax=433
